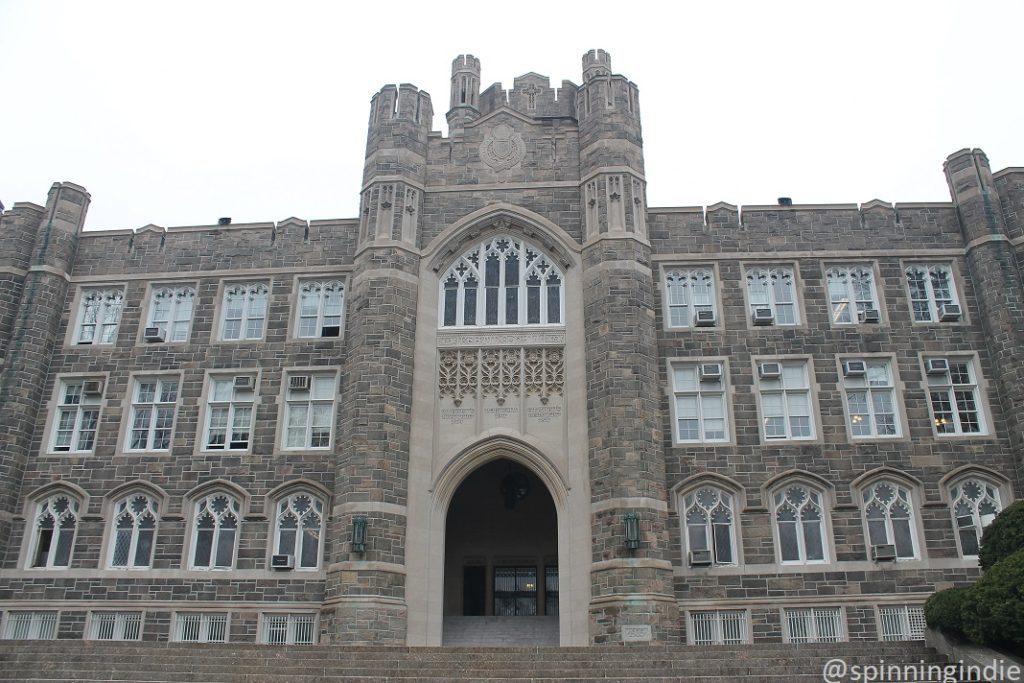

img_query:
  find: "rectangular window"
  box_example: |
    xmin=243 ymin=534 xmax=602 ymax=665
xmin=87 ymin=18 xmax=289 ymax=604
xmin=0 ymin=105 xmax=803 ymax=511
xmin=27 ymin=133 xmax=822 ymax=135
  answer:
xmin=906 ymin=263 xmax=960 ymax=322
xmin=219 ymin=282 xmax=269 ymax=341
xmin=757 ymin=360 xmax=815 ymax=440
xmin=89 ymin=612 xmax=143 ymax=641
xmin=261 ymin=614 xmax=316 ymax=645
xmin=842 ymin=359 xmax=900 ymax=438
xmin=826 ymin=264 xmax=879 ymax=324
xmin=878 ymin=605 xmax=926 ymax=641
xmin=784 ymin=607 xmax=844 ymax=643
xmin=127 ymin=378 xmax=179 ymax=451
xmin=688 ymin=610 xmax=748 ymax=645
xmin=203 ymin=376 xmax=256 ymax=451
xmin=283 ymin=373 xmax=337 ymax=449
xmin=2 ymin=611 xmax=58 ymax=640
xmin=745 ymin=266 xmax=799 ymax=325
xmin=926 ymin=358 xmax=985 ymax=435
xmin=51 ymin=380 xmax=103 ymax=453
xmin=174 ymin=613 xmax=228 ymax=643
xmin=295 ymin=280 xmax=345 ymax=338
xmin=671 ymin=363 xmax=728 ymax=443
xmin=73 ymin=287 xmax=124 ymax=345
xmin=146 ymin=285 xmax=195 ymax=343
xmin=663 ymin=268 xmax=717 ymax=328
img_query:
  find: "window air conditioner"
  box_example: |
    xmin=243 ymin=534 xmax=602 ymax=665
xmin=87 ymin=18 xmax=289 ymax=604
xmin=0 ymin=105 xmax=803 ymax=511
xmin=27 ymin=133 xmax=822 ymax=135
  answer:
xmin=842 ymin=360 xmax=867 ymax=378
xmin=82 ymin=380 xmax=104 ymax=396
xmin=925 ymin=358 xmax=949 ymax=375
xmin=233 ymin=376 xmax=255 ymax=391
xmin=693 ymin=310 xmax=717 ymax=327
xmin=858 ymin=308 xmax=880 ymax=324
xmin=699 ymin=363 xmax=723 ymax=382
xmin=752 ymin=308 xmax=775 ymax=326
xmin=289 ymin=375 xmax=311 ymax=392
xmin=759 ymin=362 xmax=783 ymax=379
xmin=143 ymin=327 xmax=165 ymax=343
xmin=689 ymin=550 xmax=714 ymax=567
xmin=871 ymin=544 xmax=897 ymax=562
xmin=939 ymin=303 xmax=962 ymax=322
xmin=270 ymin=554 xmax=295 ymax=570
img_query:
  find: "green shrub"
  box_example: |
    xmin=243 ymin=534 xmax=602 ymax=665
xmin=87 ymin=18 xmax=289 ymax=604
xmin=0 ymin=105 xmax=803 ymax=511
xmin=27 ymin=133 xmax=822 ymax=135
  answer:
xmin=925 ymin=586 xmax=969 ymax=637
xmin=979 ymin=500 xmax=1024 ymax=571
xmin=961 ymin=547 xmax=1024 ymax=651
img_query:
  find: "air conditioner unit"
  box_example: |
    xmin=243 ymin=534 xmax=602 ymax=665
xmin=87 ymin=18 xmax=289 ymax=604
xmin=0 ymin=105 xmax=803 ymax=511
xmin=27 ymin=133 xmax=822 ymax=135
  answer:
xmin=320 ymin=325 xmax=341 ymax=338
xmin=858 ymin=308 xmax=880 ymax=324
xmin=759 ymin=362 xmax=783 ymax=379
xmin=925 ymin=358 xmax=950 ymax=375
xmin=752 ymin=308 xmax=775 ymax=326
xmin=699 ymin=363 xmax=723 ymax=382
xmin=233 ymin=375 xmax=255 ymax=391
xmin=289 ymin=375 xmax=311 ymax=392
xmin=143 ymin=326 xmax=165 ymax=343
xmin=270 ymin=554 xmax=295 ymax=570
xmin=693 ymin=310 xmax=717 ymax=327
xmin=82 ymin=380 xmax=104 ymax=396
xmin=871 ymin=544 xmax=897 ymax=562
xmin=843 ymin=360 xmax=867 ymax=378
xmin=939 ymin=303 xmax=962 ymax=322
xmin=689 ymin=549 xmax=713 ymax=567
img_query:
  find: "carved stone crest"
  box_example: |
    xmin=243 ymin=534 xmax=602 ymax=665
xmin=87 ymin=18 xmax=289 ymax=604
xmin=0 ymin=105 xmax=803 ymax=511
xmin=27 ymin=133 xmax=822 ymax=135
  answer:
xmin=480 ymin=123 xmax=525 ymax=172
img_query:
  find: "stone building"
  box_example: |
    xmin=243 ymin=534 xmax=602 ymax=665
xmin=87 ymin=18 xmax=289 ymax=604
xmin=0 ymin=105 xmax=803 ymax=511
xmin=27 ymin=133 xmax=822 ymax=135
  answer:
xmin=0 ymin=50 xmax=1021 ymax=648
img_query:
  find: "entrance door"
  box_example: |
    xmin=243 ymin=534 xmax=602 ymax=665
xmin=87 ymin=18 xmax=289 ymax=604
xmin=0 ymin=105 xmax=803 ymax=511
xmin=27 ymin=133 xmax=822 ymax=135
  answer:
xmin=462 ymin=566 xmax=486 ymax=616
xmin=494 ymin=566 xmax=537 ymax=616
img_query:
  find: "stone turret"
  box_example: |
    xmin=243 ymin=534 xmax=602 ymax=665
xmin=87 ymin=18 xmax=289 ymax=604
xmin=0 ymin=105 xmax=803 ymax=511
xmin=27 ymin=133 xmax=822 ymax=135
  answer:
xmin=446 ymin=54 xmax=481 ymax=132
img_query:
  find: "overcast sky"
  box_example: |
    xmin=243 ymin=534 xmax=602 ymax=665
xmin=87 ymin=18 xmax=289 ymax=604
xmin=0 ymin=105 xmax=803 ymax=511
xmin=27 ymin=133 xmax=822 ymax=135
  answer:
xmin=2 ymin=1 xmax=1022 ymax=231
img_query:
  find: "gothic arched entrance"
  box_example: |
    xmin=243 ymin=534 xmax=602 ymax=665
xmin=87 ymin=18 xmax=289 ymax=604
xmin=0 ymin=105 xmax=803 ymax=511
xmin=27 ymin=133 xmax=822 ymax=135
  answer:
xmin=442 ymin=458 xmax=559 ymax=645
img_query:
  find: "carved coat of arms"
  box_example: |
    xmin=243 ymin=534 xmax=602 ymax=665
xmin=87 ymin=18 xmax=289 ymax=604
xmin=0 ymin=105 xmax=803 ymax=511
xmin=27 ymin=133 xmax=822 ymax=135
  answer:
xmin=479 ymin=123 xmax=526 ymax=172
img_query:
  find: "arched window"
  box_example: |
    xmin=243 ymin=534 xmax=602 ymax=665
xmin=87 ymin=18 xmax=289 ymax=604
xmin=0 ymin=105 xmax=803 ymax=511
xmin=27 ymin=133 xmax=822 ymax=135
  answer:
xmin=745 ymin=266 xmax=798 ymax=325
xmin=949 ymin=478 xmax=1002 ymax=557
xmin=295 ymin=280 xmax=345 ymax=338
xmin=30 ymin=493 xmax=80 ymax=568
xmin=74 ymin=287 xmax=125 ymax=345
xmin=220 ymin=282 xmax=269 ymax=340
xmin=664 ymin=268 xmax=716 ymax=328
xmin=826 ymin=265 xmax=878 ymax=324
xmin=274 ymin=492 xmax=324 ymax=570
xmin=147 ymin=286 xmax=196 ymax=342
xmin=682 ymin=487 xmax=736 ymax=565
xmin=190 ymin=493 xmax=241 ymax=570
xmin=862 ymin=480 xmax=917 ymax=560
xmin=773 ymin=484 xmax=828 ymax=564
xmin=108 ymin=493 xmax=159 ymax=569
xmin=440 ymin=236 xmax=564 ymax=328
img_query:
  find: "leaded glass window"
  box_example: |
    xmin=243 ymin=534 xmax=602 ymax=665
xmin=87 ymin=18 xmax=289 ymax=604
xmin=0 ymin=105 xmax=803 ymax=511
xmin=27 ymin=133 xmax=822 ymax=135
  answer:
xmin=862 ymin=481 xmax=917 ymax=560
xmin=949 ymin=478 xmax=1002 ymax=557
xmin=683 ymin=487 xmax=735 ymax=565
xmin=274 ymin=493 xmax=324 ymax=570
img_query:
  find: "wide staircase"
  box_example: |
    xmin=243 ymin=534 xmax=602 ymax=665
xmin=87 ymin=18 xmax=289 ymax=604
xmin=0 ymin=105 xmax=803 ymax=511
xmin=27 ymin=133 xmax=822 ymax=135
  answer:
xmin=443 ymin=616 xmax=560 ymax=645
xmin=0 ymin=639 xmax=975 ymax=682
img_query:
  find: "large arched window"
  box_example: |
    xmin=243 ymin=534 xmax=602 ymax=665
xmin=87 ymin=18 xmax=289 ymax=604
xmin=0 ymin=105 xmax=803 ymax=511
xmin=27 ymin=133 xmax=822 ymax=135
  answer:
xmin=773 ymin=484 xmax=828 ymax=564
xmin=273 ymin=492 xmax=324 ymax=570
xmin=30 ymin=493 xmax=80 ymax=568
xmin=862 ymin=480 xmax=917 ymax=560
xmin=948 ymin=478 xmax=1002 ymax=558
xmin=108 ymin=493 xmax=160 ymax=569
xmin=190 ymin=493 xmax=241 ymax=570
xmin=682 ymin=487 xmax=736 ymax=566
xmin=440 ymin=235 xmax=564 ymax=327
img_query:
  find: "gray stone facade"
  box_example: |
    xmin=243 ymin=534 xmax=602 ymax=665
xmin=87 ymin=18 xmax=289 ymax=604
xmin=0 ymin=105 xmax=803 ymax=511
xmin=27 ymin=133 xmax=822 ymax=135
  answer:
xmin=0 ymin=50 xmax=1021 ymax=647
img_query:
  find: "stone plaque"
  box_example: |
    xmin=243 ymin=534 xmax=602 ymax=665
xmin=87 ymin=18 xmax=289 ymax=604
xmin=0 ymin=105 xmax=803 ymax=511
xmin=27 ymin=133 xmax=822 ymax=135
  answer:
xmin=527 ymin=406 xmax=562 ymax=423
xmin=440 ymin=407 xmax=475 ymax=425
xmin=621 ymin=625 xmax=652 ymax=642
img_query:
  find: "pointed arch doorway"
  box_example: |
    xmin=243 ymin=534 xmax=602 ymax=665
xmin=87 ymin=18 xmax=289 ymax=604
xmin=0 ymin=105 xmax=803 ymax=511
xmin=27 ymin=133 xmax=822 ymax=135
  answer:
xmin=442 ymin=458 xmax=559 ymax=645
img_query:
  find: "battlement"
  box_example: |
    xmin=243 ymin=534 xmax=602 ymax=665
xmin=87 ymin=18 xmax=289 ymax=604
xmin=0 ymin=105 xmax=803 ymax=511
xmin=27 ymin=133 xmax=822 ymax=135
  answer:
xmin=452 ymin=54 xmax=480 ymax=75
xmin=582 ymin=49 xmax=612 ymax=81
xmin=369 ymin=84 xmax=433 ymax=125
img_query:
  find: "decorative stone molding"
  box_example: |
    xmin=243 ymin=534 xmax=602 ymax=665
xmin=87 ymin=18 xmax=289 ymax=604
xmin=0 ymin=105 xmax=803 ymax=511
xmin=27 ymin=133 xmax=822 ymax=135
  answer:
xmin=480 ymin=123 xmax=526 ymax=172
xmin=437 ymin=329 xmax=566 ymax=349
xmin=438 ymin=346 xmax=565 ymax=406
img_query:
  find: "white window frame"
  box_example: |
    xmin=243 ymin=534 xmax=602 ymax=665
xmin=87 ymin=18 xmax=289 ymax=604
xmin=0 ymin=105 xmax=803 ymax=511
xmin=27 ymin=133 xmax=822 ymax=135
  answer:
xmin=282 ymin=372 xmax=338 ymax=451
xmin=925 ymin=356 xmax=987 ymax=436
xmin=680 ymin=486 xmax=738 ymax=566
xmin=755 ymin=358 xmax=816 ymax=442
xmin=261 ymin=613 xmax=317 ymax=645
xmin=947 ymin=477 xmax=1003 ymax=559
xmin=28 ymin=493 xmax=80 ymax=569
xmin=772 ymin=483 xmax=829 ymax=565
xmin=825 ymin=263 xmax=879 ymax=325
xmin=125 ymin=377 xmax=179 ymax=452
xmin=877 ymin=605 xmax=926 ymax=641
xmin=1 ymin=611 xmax=59 ymax=640
xmin=783 ymin=607 xmax=845 ymax=643
xmin=687 ymin=610 xmax=749 ymax=645
xmin=145 ymin=284 xmax=196 ymax=343
xmin=905 ymin=262 xmax=961 ymax=323
xmin=174 ymin=612 xmax=229 ymax=643
xmin=744 ymin=265 xmax=800 ymax=325
xmin=272 ymin=491 xmax=325 ymax=571
xmin=218 ymin=281 xmax=269 ymax=341
xmin=49 ymin=379 xmax=103 ymax=454
xmin=840 ymin=357 xmax=902 ymax=439
xmin=663 ymin=267 xmax=717 ymax=328
xmin=669 ymin=361 xmax=730 ymax=444
xmin=72 ymin=287 xmax=125 ymax=345
xmin=861 ymin=480 xmax=919 ymax=561
xmin=439 ymin=235 xmax=565 ymax=328
xmin=201 ymin=374 xmax=257 ymax=452
xmin=294 ymin=279 xmax=346 ymax=338
xmin=107 ymin=493 xmax=160 ymax=569
xmin=188 ymin=493 xmax=241 ymax=570
xmin=88 ymin=612 xmax=143 ymax=641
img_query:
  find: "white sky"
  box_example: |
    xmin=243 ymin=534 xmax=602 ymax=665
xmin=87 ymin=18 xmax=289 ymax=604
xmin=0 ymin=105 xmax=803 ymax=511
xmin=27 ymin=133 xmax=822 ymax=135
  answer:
xmin=2 ymin=1 xmax=1022 ymax=231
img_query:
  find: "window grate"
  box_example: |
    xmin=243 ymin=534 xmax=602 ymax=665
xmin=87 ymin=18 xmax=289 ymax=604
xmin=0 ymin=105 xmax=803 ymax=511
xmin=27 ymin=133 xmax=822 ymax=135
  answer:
xmin=175 ymin=613 xmax=228 ymax=643
xmin=878 ymin=605 xmax=925 ymax=641
xmin=89 ymin=612 xmax=142 ymax=641
xmin=689 ymin=610 xmax=748 ymax=645
xmin=3 ymin=611 xmax=58 ymax=640
xmin=784 ymin=607 xmax=844 ymax=643
xmin=262 ymin=614 xmax=316 ymax=645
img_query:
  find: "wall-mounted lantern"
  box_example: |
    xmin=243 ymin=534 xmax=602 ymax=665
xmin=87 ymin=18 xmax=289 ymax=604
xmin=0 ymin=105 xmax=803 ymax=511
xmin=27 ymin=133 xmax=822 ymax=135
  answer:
xmin=624 ymin=511 xmax=640 ymax=551
xmin=352 ymin=515 xmax=368 ymax=554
